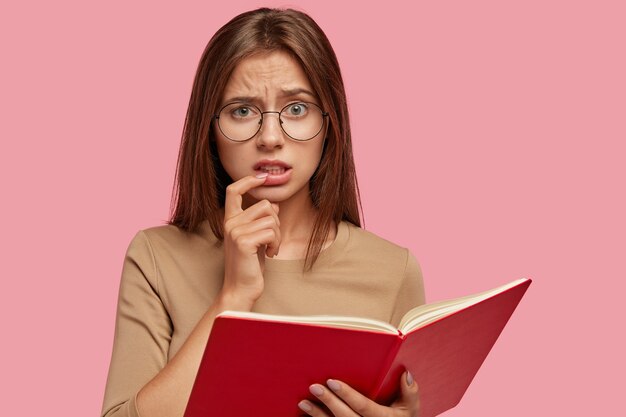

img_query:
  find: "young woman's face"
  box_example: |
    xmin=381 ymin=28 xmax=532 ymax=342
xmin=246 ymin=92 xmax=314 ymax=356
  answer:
xmin=214 ymin=50 xmax=326 ymax=204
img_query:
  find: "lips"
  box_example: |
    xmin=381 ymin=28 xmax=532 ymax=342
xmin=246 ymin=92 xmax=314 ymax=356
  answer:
xmin=253 ymin=159 xmax=293 ymax=186
xmin=253 ymin=160 xmax=292 ymax=171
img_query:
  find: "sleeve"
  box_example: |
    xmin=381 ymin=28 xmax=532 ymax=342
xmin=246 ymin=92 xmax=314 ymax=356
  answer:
xmin=389 ymin=250 xmax=426 ymax=328
xmin=101 ymin=231 xmax=173 ymax=417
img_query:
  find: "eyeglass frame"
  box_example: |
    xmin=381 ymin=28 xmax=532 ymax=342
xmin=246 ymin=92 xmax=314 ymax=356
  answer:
xmin=212 ymin=101 xmax=329 ymax=142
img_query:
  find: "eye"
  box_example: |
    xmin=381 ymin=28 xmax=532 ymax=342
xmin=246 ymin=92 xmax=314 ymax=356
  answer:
xmin=224 ymin=103 xmax=260 ymax=120
xmin=232 ymin=106 xmax=253 ymax=118
xmin=283 ymin=102 xmax=309 ymax=118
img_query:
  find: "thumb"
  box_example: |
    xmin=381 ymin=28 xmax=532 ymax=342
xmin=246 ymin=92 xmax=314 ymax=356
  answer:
xmin=391 ymin=370 xmax=420 ymax=416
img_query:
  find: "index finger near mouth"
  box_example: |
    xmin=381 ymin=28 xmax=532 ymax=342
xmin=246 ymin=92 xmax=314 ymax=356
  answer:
xmin=224 ymin=175 xmax=268 ymax=219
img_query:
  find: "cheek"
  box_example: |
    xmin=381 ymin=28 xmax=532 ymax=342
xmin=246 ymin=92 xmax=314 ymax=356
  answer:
xmin=307 ymin=141 xmax=325 ymax=171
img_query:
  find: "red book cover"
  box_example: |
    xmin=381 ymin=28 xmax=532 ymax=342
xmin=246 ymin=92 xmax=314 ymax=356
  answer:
xmin=373 ymin=278 xmax=531 ymax=416
xmin=183 ymin=278 xmax=530 ymax=417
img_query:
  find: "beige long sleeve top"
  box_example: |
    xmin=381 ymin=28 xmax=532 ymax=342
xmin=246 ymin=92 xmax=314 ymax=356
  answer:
xmin=101 ymin=220 xmax=425 ymax=417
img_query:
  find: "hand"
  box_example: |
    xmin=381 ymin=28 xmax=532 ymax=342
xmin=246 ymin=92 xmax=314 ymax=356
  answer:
xmin=298 ymin=371 xmax=420 ymax=417
xmin=220 ymin=174 xmax=281 ymax=305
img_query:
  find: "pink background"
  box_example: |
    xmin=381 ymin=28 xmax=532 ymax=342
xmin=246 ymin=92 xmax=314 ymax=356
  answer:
xmin=1 ymin=0 xmax=624 ymax=416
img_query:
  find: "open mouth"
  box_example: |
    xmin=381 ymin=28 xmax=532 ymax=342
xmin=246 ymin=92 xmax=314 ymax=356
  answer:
xmin=257 ymin=165 xmax=288 ymax=175
xmin=253 ymin=160 xmax=293 ymax=185
xmin=253 ymin=160 xmax=292 ymax=175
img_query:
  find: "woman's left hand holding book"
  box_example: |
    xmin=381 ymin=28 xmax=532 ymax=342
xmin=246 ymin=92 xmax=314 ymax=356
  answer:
xmin=298 ymin=372 xmax=420 ymax=417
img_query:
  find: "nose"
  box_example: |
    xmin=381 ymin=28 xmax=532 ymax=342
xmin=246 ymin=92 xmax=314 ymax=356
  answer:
xmin=256 ymin=111 xmax=285 ymax=149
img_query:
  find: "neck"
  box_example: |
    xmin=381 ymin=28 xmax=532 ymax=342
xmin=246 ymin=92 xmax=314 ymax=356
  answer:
xmin=280 ymin=201 xmax=317 ymax=244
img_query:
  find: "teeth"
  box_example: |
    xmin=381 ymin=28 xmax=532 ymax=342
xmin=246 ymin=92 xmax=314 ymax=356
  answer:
xmin=260 ymin=165 xmax=286 ymax=175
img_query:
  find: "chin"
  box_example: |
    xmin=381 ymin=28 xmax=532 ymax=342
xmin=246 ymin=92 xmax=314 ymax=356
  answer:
xmin=246 ymin=186 xmax=295 ymax=203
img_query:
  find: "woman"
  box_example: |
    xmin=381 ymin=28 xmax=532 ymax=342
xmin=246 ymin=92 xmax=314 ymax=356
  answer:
xmin=102 ymin=7 xmax=425 ymax=417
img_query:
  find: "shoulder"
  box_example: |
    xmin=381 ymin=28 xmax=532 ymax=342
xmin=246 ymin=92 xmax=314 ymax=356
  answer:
xmin=122 ymin=221 xmax=225 ymax=302
xmin=342 ymin=223 xmax=426 ymax=316
xmin=343 ymin=221 xmax=411 ymax=266
xmin=129 ymin=220 xmax=220 ymax=261
xmin=331 ymin=221 xmax=419 ymax=281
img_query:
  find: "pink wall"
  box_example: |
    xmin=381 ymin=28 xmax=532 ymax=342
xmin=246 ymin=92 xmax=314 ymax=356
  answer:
xmin=1 ymin=1 xmax=624 ymax=416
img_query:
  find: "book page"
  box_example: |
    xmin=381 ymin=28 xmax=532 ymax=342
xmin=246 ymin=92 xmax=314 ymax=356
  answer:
xmin=217 ymin=310 xmax=400 ymax=334
xmin=217 ymin=279 xmax=529 ymax=335
xmin=398 ymin=278 xmax=529 ymax=333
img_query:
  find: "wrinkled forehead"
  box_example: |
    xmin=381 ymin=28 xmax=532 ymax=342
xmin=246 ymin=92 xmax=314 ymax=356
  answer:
xmin=221 ymin=50 xmax=318 ymax=106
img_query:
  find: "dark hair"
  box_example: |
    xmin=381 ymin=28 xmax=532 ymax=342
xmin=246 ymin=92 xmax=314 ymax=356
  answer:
xmin=169 ymin=7 xmax=362 ymax=270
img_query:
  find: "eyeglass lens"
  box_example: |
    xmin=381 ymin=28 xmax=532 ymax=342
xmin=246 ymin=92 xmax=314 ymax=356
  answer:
xmin=217 ymin=102 xmax=324 ymax=141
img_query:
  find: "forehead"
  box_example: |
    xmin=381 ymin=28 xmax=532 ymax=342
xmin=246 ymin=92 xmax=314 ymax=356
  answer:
xmin=222 ymin=50 xmax=315 ymax=102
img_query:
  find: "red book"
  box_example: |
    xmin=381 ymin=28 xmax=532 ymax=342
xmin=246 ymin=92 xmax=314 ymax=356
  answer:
xmin=184 ymin=278 xmax=531 ymax=417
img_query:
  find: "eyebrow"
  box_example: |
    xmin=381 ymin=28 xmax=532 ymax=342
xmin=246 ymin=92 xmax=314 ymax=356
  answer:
xmin=280 ymin=88 xmax=317 ymax=98
xmin=223 ymin=88 xmax=317 ymax=104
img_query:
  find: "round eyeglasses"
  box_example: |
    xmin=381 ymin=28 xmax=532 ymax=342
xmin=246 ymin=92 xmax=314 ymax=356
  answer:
xmin=213 ymin=101 xmax=328 ymax=142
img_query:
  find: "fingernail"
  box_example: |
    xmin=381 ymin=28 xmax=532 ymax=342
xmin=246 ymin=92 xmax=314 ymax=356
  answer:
xmin=327 ymin=379 xmax=341 ymax=392
xmin=309 ymin=384 xmax=324 ymax=396
xmin=298 ymin=400 xmax=313 ymax=412
xmin=255 ymin=172 xmax=269 ymax=179
xmin=406 ymin=371 xmax=414 ymax=387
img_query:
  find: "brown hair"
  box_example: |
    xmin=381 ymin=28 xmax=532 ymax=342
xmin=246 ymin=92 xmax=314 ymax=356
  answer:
xmin=168 ymin=7 xmax=362 ymax=270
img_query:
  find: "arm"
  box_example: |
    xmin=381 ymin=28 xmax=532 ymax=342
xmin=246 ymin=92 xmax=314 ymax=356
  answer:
xmin=135 ymin=289 xmax=253 ymax=417
xmin=101 ymin=232 xmax=252 ymax=417
xmin=101 ymin=175 xmax=280 ymax=417
xmin=101 ymin=230 xmax=171 ymax=417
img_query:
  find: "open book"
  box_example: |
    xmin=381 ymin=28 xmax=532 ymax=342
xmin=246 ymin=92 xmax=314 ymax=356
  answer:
xmin=184 ymin=278 xmax=531 ymax=417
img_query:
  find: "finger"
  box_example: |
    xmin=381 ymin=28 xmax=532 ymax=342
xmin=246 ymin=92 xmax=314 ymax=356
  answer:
xmin=230 ymin=216 xmax=280 ymax=241
xmin=230 ymin=217 xmax=281 ymax=256
xmin=224 ymin=174 xmax=269 ymax=219
xmin=390 ymin=371 xmax=420 ymax=416
xmin=243 ymin=199 xmax=280 ymax=227
xmin=309 ymin=384 xmax=359 ymax=416
xmin=230 ymin=228 xmax=279 ymax=256
xmin=297 ymin=399 xmax=330 ymax=417
xmin=227 ymin=199 xmax=280 ymax=231
xmin=323 ymin=380 xmax=385 ymax=416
